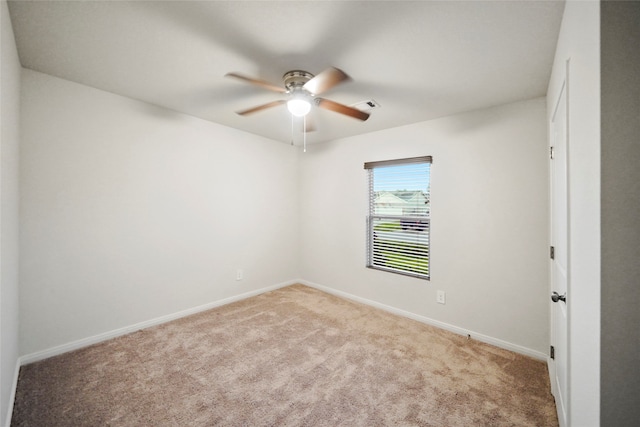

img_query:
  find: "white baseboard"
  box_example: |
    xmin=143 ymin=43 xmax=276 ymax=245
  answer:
xmin=20 ymin=279 xmax=297 ymax=365
xmin=299 ymin=279 xmax=548 ymax=361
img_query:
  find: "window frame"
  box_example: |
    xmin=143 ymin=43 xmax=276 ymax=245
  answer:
xmin=365 ymin=156 xmax=432 ymax=280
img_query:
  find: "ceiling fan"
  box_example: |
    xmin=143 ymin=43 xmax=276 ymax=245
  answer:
xmin=225 ymin=67 xmax=370 ymax=132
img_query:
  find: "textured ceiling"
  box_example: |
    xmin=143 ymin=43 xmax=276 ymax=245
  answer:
xmin=8 ymin=0 xmax=565 ymax=144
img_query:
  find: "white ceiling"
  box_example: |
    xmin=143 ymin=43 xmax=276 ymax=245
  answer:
xmin=8 ymin=0 xmax=565 ymax=144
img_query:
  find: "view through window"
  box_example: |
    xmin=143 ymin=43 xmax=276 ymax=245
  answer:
xmin=365 ymin=156 xmax=431 ymax=280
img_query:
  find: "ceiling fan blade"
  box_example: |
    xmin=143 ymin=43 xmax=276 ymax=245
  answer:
xmin=303 ymin=67 xmax=351 ymax=95
xmin=236 ymin=100 xmax=286 ymax=115
xmin=225 ymin=72 xmax=287 ymax=93
xmin=316 ymin=98 xmax=370 ymax=121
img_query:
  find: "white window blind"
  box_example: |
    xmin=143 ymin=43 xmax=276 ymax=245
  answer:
xmin=365 ymin=156 xmax=431 ymax=280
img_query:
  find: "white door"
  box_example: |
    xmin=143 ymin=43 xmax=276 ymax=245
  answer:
xmin=550 ymin=78 xmax=569 ymax=427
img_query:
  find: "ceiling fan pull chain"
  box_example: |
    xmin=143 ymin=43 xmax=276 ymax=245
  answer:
xmin=303 ymin=116 xmax=307 ymax=153
xmin=290 ymin=114 xmax=294 ymax=146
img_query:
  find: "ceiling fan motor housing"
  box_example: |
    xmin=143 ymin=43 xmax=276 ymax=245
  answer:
xmin=283 ymin=70 xmax=314 ymax=92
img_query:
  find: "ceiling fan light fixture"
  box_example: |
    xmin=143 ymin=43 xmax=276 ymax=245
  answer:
xmin=227 ymin=67 xmax=369 ymax=125
xmin=287 ymin=98 xmax=311 ymax=117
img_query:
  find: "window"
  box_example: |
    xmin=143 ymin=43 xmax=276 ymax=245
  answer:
xmin=365 ymin=156 xmax=432 ymax=280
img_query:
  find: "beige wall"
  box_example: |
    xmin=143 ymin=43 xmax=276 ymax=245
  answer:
xmin=19 ymin=70 xmax=300 ymax=356
xmin=299 ymin=97 xmax=550 ymax=357
xmin=0 ymin=0 xmax=22 ymax=424
xmin=19 ymin=69 xmax=553 ymax=362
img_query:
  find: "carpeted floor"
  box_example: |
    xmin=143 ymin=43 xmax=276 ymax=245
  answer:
xmin=12 ymin=284 xmax=558 ymax=426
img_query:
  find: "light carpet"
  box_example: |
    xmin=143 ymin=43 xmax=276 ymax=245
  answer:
xmin=12 ymin=284 xmax=558 ymax=426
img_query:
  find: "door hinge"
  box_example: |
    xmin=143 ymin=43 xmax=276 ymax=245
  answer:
xmin=550 ymin=345 xmax=555 ymax=360
xmin=550 ymin=146 xmax=554 ymax=159
xmin=550 ymin=246 xmax=555 ymax=260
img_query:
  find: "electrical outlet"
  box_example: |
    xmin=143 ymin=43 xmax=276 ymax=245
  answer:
xmin=236 ymin=269 xmax=243 ymax=281
xmin=436 ymin=290 xmax=446 ymax=304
